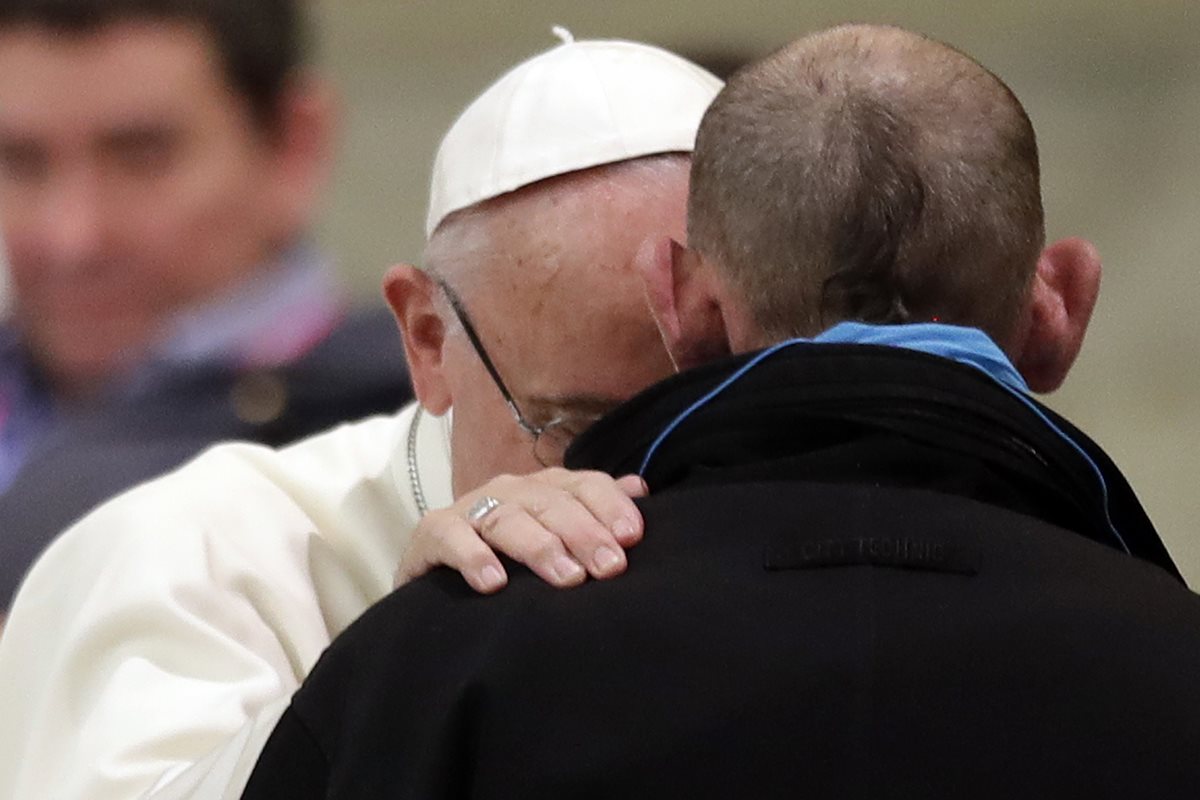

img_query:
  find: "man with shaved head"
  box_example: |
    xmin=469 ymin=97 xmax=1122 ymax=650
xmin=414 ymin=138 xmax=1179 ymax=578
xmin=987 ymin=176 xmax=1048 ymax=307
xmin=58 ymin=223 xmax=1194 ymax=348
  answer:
xmin=244 ymin=24 xmax=1200 ymax=799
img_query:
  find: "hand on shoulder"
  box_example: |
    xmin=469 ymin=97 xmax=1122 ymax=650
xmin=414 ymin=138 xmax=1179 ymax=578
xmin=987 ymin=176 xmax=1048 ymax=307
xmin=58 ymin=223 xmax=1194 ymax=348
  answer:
xmin=395 ymin=468 xmax=648 ymax=593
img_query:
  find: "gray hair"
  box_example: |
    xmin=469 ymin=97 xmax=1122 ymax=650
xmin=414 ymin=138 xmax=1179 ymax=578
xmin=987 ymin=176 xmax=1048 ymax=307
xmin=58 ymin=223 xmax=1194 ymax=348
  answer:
xmin=424 ymin=153 xmax=691 ymax=289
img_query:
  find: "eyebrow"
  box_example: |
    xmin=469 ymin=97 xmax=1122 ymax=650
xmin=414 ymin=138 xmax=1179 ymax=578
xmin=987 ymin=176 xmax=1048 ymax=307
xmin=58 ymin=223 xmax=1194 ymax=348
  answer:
xmin=0 ymin=121 xmax=183 ymax=157
xmin=97 ymin=121 xmax=183 ymax=148
xmin=526 ymin=393 xmax=625 ymax=418
xmin=0 ymin=127 xmax=38 ymax=149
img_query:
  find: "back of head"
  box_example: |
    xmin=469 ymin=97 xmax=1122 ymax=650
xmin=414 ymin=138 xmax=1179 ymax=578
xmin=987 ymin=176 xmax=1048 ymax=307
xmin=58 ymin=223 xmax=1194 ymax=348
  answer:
xmin=0 ymin=0 xmax=307 ymax=130
xmin=689 ymin=24 xmax=1045 ymax=347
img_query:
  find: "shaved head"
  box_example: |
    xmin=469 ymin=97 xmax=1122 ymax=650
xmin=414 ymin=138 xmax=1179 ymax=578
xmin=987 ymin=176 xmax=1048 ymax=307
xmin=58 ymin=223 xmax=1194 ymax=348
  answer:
xmin=689 ymin=24 xmax=1044 ymax=349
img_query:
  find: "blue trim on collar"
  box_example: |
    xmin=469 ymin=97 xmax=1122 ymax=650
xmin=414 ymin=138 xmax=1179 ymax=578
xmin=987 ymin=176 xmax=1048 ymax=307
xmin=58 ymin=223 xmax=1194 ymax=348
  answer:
xmin=636 ymin=323 xmax=1129 ymax=555
xmin=811 ymin=322 xmax=1028 ymax=392
xmin=638 ymin=322 xmax=1018 ymax=476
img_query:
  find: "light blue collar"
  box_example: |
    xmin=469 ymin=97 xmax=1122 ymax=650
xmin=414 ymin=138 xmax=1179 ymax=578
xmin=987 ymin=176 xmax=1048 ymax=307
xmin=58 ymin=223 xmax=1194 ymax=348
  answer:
xmin=811 ymin=321 xmax=1028 ymax=393
xmin=637 ymin=320 xmax=1128 ymax=555
xmin=640 ymin=322 xmax=1023 ymax=478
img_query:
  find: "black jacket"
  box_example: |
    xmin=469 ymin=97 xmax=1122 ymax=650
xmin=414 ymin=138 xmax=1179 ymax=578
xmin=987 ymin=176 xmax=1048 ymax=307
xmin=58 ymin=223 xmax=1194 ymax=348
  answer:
xmin=0 ymin=307 xmax=413 ymax=606
xmin=243 ymin=343 xmax=1200 ymax=799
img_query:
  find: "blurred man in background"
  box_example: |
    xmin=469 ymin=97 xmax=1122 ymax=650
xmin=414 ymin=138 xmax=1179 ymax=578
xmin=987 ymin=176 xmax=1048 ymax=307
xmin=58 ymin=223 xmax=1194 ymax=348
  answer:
xmin=0 ymin=0 xmax=412 ymax=606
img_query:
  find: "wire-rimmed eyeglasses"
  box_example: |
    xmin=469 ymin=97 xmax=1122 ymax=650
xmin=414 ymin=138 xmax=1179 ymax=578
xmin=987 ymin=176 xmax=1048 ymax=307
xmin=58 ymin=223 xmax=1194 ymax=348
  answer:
xmin=435 ymin=277 xmax=585 ymax=466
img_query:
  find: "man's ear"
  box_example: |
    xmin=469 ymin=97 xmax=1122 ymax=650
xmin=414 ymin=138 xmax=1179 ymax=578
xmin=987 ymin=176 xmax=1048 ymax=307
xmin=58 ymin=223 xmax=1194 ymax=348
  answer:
xmin=383 ymin=264 xmax=453 ymax=414
xmin=634 ymin=236 xmax=731 ymax=371
xmin=264 ymin=73 xmax=339 ymax=237
xmin=1012 ymin=237 xmax=1102 ymax=393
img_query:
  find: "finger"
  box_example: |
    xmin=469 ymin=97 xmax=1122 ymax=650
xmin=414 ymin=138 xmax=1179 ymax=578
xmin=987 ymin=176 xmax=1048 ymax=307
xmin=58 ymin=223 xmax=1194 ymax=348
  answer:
xmin=496 ymin=476 xmax=630 ymax=579
xmin=542 ymin=469 xmax=646 ymax=549
xmin=396 ymin=509 xmax=508 ymax=594
xmin=615 ymin=473 xmax=650 ymax=498
xmin=476 ymin=501 xmax=589 ymax=588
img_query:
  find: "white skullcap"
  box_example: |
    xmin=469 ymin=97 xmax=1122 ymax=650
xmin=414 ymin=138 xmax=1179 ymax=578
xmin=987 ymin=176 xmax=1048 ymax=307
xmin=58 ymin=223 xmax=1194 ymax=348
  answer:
xmin=425 ymin=28 xmax=723 ymax=237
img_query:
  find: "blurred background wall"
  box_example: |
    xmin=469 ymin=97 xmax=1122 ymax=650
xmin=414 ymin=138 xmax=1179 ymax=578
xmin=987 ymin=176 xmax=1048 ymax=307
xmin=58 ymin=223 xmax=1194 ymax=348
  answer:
xmin=311 ymin=0 xmax=1200 ymax=583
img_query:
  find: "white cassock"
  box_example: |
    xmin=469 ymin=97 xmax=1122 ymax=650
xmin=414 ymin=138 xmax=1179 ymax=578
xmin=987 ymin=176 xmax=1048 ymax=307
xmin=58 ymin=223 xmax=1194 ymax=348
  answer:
xmin=0 ymin=401 xmax=453 ymax=799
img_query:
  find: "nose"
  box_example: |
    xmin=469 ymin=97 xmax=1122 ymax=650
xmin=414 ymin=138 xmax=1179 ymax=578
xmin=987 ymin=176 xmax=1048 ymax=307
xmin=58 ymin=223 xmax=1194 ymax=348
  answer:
xmin=39 ymin=171 xmax=105 ymax=273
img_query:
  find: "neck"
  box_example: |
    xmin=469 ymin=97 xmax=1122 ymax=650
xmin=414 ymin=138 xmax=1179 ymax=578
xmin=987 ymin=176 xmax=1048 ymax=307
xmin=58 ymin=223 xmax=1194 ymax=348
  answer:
xmin=44 ymin=360 xmax=130 ymax=406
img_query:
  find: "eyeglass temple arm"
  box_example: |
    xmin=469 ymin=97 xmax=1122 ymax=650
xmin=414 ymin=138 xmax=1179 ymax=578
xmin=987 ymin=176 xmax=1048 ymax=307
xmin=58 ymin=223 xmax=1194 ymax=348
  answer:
xmin=436 ymin=278 xmax=542 ymax=435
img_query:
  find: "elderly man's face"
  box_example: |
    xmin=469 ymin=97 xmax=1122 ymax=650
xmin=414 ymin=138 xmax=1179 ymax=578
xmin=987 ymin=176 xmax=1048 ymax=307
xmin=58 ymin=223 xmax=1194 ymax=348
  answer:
xmin=0 ymin=21 xmax=309 ymax=396
xmin=403 ymin=164 xmax=688 ymax=497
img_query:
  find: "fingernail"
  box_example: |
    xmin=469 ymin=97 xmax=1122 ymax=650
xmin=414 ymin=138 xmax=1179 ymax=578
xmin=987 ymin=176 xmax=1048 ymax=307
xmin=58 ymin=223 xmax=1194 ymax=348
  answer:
xmin=612 ymin=518 xmax=639 ymax=542
xmin=594 ymin=546 xmax=623 ymax=574
xmin=478 ymin=565 xmax=506 ymax=592
xmin=552 ymin=554 xmax=586 ymax=584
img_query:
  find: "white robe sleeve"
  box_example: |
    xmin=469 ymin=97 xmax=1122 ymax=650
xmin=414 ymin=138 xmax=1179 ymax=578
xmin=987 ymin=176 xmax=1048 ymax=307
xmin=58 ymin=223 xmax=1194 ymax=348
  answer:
xmin=0 ymin=403 xmax=453 ymax=800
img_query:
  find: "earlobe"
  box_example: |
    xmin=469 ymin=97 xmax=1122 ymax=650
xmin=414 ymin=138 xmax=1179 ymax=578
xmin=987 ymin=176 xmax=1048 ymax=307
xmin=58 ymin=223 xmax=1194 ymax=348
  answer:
xmin=634 ymin=237 xmax=732 ymax=371
xmin=269 ymin=73 xmax=338 ymax=235
xmin=383 ymin=265 xmax=453 ymax=413
xmin=1012 ymin=237 xmax=1102 ymax=393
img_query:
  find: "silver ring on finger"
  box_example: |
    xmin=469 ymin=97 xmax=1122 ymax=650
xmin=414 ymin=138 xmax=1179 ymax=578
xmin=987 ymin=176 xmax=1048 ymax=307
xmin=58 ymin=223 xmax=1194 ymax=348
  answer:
xmin=466 ymin=495 xmax=502 ymax=526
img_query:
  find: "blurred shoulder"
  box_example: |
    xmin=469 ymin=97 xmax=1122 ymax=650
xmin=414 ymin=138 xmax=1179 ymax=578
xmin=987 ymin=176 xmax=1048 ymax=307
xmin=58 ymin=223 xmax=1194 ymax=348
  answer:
xmin=13 ymin=406 xmax=422 ymax=600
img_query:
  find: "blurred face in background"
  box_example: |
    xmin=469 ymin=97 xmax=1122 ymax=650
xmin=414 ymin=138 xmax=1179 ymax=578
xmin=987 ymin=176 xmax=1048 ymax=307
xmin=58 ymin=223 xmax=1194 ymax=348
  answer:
xmin=0 ymin=19 xmax=323 ymax=398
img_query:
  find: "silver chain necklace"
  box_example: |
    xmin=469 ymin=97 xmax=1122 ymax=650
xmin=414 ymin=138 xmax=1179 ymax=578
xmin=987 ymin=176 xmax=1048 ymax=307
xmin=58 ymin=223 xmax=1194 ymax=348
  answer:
xmin=406 ymin=405 xmax=429 ymax=516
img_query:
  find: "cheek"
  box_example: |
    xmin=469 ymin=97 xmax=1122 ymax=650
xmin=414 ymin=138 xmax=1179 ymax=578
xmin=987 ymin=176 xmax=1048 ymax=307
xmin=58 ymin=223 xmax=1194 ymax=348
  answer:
xmin=0 ymin=198 xmax=51 ymax=280
xmin=2 ymin=230 xmax=36 ymax=288
xmin=448 ymin=392 xmax=543 ymax=497
xmin=119 ymin=159 xmax=273 ymax=294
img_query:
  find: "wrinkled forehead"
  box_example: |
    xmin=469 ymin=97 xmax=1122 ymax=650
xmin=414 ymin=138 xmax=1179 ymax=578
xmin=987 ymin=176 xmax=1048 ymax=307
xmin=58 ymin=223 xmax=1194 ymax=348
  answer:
xmin=477 ymin=248 xmax=668 ymax=416
xmin=436 ymin=165 xmax=687 ymax=411
xmin=456 ymin=160 xmax=689 ymax=292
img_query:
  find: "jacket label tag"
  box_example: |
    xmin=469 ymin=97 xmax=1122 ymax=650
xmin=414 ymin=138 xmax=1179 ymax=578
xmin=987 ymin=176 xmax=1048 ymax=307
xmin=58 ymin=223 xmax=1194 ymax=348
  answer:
xmin=764 ymin=536 xmax=980 ymax=575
